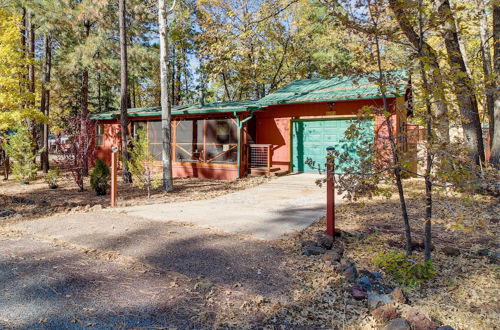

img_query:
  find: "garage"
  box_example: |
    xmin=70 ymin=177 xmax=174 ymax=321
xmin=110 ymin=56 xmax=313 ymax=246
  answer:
xmin=291 ymin=118 xmax=374 ymax=173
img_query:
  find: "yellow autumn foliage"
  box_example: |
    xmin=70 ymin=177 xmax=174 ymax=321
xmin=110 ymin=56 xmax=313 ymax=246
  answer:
xmin=0 ymin=6 xmax=42 ymax=131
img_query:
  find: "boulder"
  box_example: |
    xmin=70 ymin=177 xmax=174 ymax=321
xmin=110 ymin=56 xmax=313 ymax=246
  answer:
xmin=404 ymin=308 xmax=437 ymax=330
xmin=390 ymin=287 xmax=406 ymax=304
xmin=318 ymin=234 xmax=334 ymax=249
xmin=0 ymin=209 xmax=16 ymax=218
xmin=352 ymin=285 xmax=367 ymax=300
xmin=358 ymin=276 xmax=372 ymax=292
xmin=442 ymin=246 xmax=460 ymax=257
xmin=367 ymin=292 xmax=392 ymax=309
xmin=371 ymin=305 xmax=400 ymax=323
xmin=386 ymin=318 xmax=410 ymax=330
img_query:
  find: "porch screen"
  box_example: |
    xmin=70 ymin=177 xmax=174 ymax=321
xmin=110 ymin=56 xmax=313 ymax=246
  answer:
xmin=175 ymin=118 xmax=237 ymax=164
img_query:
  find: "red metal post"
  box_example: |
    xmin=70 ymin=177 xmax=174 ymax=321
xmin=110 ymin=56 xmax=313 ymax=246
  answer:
xmin=111 ymin=148 xmax=118 ymax=207
xmin=326 ymin=156 xmax=335 ymax=237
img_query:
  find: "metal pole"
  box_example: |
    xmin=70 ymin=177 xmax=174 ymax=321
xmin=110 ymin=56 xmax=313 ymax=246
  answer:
xmin=326 ymin=147 xmax=335 ymax=237
xmin=111 ymin=147 xmax=118 ymax=207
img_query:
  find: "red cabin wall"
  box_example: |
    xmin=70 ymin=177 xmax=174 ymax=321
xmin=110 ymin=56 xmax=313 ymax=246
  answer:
xmin=255 ymin=98 xmax=401 ymax=171
xmin=95 ymin=120 xmax=122 ymax=166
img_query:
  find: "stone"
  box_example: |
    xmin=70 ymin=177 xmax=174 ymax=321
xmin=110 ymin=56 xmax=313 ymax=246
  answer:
xmin=300 ymin=240 xmax=316 ymax=247
xmin=358 ymin=276 xmax=372 ymax=292
xmin=390 ymin=287 xmax=406 ymax=304
xmin=0 ymin=209 xmax=16 ymax=218
xmin=318 ymin=235 xmax=334 ymax=249
xmin=436 ymin=326 xmax=455 ymax=330
xmin=303 ymin=245 xmax=326 ymax=256
xmin=371 ymin=305 xmax=400 ymax=322
xmin=404 ymin=308 xmax=437 ymax=330
xmin=91 ymin=204 xmax=103 ymax=211
xmin=442 ymin=246 xmax=460 ymax=257
xmin=322 ymin=250 xmax=341 ymax=263
xmin=352 ymin=285 xmax=367 ymax=300
xmin=367 ymin=292 xmax=392 ymax=309
xmin=385 ymin=318 xmax=410 ymax=330
xmin=343 ymin=265 xmax=358 ymax=282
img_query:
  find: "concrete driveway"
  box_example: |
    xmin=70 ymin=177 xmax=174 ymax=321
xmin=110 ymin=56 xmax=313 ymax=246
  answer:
xmin=120 ymin=173 xmax=337 ymax=240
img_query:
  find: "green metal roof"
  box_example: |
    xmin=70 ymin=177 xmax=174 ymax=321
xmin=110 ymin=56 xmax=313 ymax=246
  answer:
xmin=89 ymin=71 xmax=408 ymax=121
xmin=257 ymin=70 xmax=408 ymax=106
xmin=89 ymin=101 xmax=262 ymax=121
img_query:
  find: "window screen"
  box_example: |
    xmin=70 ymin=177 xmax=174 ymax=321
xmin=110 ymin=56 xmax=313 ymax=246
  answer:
xmin=96 ymin=125 xmax=104 ymax=146
xmin=174 ymin=118 xmax=237 ymax=164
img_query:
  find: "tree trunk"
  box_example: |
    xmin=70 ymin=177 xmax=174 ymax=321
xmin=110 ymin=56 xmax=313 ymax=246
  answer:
xmin=119 ymin=0 xmax=132 ymax=183
xmin=477 ymin=0 xmax=495 ymax=155
xmin=41 ymin=34 xmax=52 ymax=173
xmin=491 ymin=5 xmax=500 ymax=168
xmin=388 ymin=0 xmax=450 ymax=143
xmin=27 ymin=11 xmax=37 ymax=154
xmin=372 ymin=24 xmax=413 ymax=255
xmin=81 ymin=21 xmax=91 ymax=176
xmin=436 ymin=0 xmax=485 ymax=165
xmin=159 ymin=0 xmax=174 ymax=192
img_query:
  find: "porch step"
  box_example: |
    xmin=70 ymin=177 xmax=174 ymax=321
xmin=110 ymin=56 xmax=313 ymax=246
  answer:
xmin=249 ymin=167 xmax=282 ymax=176
xmin=273 ymin=170 xmax=289 ymax=177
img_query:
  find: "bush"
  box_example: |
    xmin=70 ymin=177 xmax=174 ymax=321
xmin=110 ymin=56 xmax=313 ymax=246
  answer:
xmin=1 ymin=126 xmax=40 ymax=184
xmin=44 ymin=168 xmax=60 ymax=189
xmin=127 ymin=128 xmax=161 ymax=198
xmin=374 ymin=251 xmax=436 ymax=288
xmin=90 ymin=159 xmax=110 ymax=196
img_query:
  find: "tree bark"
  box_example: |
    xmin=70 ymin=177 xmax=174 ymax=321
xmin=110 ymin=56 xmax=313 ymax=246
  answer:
xmin=436 ymin=0 xmax=485 ymax=165
xmin=159 ymin=0 xmax=174 ymax=192
xmin=388 ymin=0 xmax=450 ymax=143
xmin=476 ymin=0 xmax=495 ymax=155
xmin=119 ymin=0 xmax=132 ymax=183
xmin=491 ymin=5 xmax=500 ymax=168
xmin=41 ymin=34 xmax=52 ymax=173
xmin=81 ymin=21 xmax=91 ymax=176
xmin=27 ymin=11 xmax=37 ymax=154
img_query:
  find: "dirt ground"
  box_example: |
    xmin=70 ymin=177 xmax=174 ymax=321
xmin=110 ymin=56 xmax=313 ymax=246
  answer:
xmin=0 ymin=176 xmax=498 ymax=329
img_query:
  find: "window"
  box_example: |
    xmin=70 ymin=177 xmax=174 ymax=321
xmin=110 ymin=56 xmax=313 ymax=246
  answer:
xmin=96 ymin=124 xmax=104 ymax=146
xmin=174 ymin=118 xmax=237 ymax=164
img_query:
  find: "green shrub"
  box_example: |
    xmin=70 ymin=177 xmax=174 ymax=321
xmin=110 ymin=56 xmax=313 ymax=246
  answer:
xmin=127 ymin=128 xmax=161 ymax=198
xmin=90 ymin=159 xmax=110 ymax=196
xmin=44 ymin=168 xmax=60 ymax=189
xmin=374 ymin=251 xmax=436 ymax=288
xmin=1 ymin=126 xmax=40 ymax=184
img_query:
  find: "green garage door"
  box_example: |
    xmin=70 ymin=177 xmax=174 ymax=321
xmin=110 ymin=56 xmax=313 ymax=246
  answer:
xmin=292 ymin=118 xmax=374 ymax=173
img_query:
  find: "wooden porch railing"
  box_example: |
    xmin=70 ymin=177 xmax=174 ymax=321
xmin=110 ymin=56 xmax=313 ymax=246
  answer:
xmin=248 ymin=144 xmax=272 ymax=175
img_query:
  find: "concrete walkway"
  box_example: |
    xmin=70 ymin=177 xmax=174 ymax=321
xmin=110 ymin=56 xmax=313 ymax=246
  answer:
xmin=119 ymin=173 xmax=337 ymax=240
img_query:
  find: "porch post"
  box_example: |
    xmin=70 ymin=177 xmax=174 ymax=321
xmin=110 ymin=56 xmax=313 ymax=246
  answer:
xmin=326 ymin=147 xmax=335 ymax=237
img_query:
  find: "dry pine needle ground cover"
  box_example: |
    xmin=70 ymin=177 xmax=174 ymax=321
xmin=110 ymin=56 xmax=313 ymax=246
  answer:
xmin=0 ymin=170 xmax=270 ymax=222
xmin=268 ymin=179 xmax=499 ymax=329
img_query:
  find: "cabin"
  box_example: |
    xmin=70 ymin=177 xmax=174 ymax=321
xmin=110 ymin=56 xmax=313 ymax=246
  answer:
xmin=90 ymin=71 xmax=414 ymax=180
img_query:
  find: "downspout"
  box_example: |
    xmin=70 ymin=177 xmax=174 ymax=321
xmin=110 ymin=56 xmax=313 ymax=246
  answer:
xmin=234 ymin=109 xmax=257 ymax=179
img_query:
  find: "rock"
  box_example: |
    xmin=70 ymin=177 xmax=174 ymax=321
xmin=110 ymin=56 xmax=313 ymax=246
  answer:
xmin=367 ymin=292 xmax=392 ymax=309
xmin=390 ymin=287 xmax=406 ymax=304
xmin=404 ymin=308 xmax=436 ymax=330
xmin=436 ymin=326 xmax=455 ymax=330
xmin=385 ymin=318 xmax=410 ymax=330
xmin=0 ymin=209 xmax=16 ymax=218
xmin=358 ymin=276 xmax=372 ymax=292
xmin=318 ymin=235 xmax=334 ymax=249
xmin=477 ymin=249 xmax=499 ymax=264
xmin=322 ymin=250 xmax=341 ymax=263
xmin=352 ymin=285 xmax=367 ymax=300
xmin=343 ymin=265 xmax=358 ymax=283
xmin=91 ymin=204 xmax=103 ymax=211
xmin=300 ymin=240 xmax=315 ymax=247
xmin=442 ymin=246 xmax=460 ymax=257
xmin=303 ymin=245 xmax=326 ymax=256
xmin=371 ymin=305 xmax=400 ymax=322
